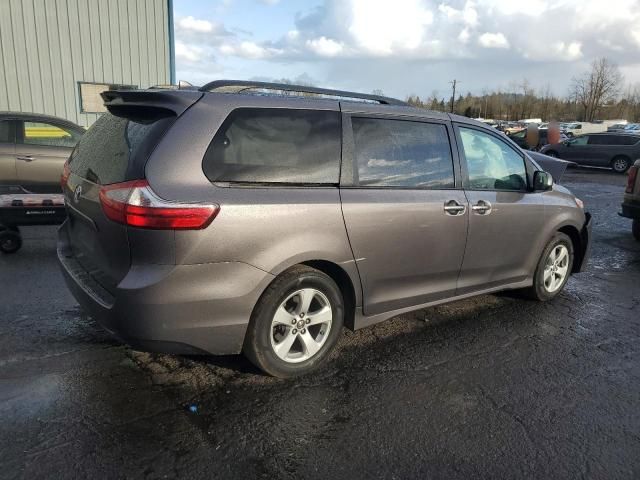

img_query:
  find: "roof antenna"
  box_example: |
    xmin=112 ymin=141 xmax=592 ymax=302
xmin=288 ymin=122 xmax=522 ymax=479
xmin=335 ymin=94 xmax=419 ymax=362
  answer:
xmin=178 ymin=80 xmax=194 ymax=90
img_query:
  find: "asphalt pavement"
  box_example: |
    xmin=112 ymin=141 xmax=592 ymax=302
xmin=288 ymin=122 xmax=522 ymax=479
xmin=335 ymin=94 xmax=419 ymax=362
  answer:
xmin=1 ymin=168 xmax=639 ymax=479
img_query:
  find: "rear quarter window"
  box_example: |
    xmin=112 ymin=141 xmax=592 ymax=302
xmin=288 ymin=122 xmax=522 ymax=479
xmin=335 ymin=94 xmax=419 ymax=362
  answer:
xmin=68 ymin=112 xmax=173 ymax=185
xmin=203 ymin=108 xmax=341 ymax=184
xmin=619 ymin=136 xmax=640 ymax=146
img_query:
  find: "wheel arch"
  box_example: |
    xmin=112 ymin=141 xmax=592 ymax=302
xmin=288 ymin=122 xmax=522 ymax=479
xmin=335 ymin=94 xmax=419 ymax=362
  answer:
xmin=300 ymin=260 xmax=357 ymax=331
xmin=557 ymin=224 xmax=584 ymax=273
xmin=263 ymin=259 xmax=358 ymax=331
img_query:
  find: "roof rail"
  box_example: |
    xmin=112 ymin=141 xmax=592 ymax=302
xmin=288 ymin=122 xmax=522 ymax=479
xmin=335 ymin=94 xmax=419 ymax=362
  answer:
xmin=199 ymin=79 xmax=408 ymax=106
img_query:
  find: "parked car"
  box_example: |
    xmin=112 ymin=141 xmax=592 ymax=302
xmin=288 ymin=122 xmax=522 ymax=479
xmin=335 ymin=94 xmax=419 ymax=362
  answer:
xmin=624 ymin=123 xmax=640 ymax=134
xmin=0 ymin=112 xmax=84 ymax=193
xmin=563 ymin=121 xmax=622 ymax=137
xmin=608 ymin=123 xmax=628 ymax=132
xmin=57 ymin=80 xmax=592 ymax=378
xmin=508 ymin=128 xmax=568 ymax=150
xmin=540 ymin=133 xmax=640 ymax=173
xmin=620 ymin=159 xmax=640 ymax=241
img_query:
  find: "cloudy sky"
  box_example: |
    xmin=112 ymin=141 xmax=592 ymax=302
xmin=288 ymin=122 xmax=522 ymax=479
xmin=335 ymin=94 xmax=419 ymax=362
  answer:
xmin=174 ymin=0 xmax=640 ymax=99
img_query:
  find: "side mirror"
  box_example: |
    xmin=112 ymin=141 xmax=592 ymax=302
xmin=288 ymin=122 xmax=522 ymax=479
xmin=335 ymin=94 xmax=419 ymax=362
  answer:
xmin=533 ymin=171 xmax=553 ymax=191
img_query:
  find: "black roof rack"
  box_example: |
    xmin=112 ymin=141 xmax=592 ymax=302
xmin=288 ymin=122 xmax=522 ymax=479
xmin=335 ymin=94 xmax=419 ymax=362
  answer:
xmin=199 ymin=79 xmax=408 ymax=106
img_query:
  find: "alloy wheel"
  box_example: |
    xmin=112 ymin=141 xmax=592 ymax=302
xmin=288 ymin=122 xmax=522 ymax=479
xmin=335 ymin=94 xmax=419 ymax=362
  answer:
xmin=613 ymin=158 xmax=628 ymax=173
xmin=543 ymin=244 xmax=569 ymax=293
xmin=270 ymin=288 xmax=333 ymax=363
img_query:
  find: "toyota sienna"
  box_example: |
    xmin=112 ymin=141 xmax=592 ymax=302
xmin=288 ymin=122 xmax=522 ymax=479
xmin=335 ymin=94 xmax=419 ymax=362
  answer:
xmin=58 ymin=81 xmax=591 ymax=377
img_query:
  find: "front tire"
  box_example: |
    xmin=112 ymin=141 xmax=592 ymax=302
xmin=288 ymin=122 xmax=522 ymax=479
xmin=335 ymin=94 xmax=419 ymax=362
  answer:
xmin=523 ymin=232 xmax=574 ymax=301
xmin=243 ymin=265 xmax=344 ymax=378
xmin=633 ymin=219 xmax=640 ymax=242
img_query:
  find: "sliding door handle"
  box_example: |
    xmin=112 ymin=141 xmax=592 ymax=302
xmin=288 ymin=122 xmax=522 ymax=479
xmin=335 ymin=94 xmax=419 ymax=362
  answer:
xmin=471 ymin=200 xmax=492 ymax=215
xmin=444 ymin=200 xmax=466 ymax=216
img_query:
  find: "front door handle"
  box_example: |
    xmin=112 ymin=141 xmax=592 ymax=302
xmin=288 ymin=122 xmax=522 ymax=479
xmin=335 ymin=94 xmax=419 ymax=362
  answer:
xmin=471 ymin=200 xmax=492 ymax=215
xmin=444 ymin=200 xmax=466 ymax=216
xmin=16 ymin=155 xmax=35 ymax=162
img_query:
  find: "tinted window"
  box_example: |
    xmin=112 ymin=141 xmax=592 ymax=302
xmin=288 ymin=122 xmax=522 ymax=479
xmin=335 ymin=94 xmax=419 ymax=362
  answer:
xmin=352 ymin=118 xmax=454 ymax=188
xmin=459 ymin=127 xmax=527 ymax=191
xmin=69 ymin=112 xmax=173 ymax=185
xmin=0 ymin=121 xmax=11 ymax=143
xmin=588 ymin=135 xmax=618 ymax=145
xmin=22 ymin=121 xmax=82 ymax=148
xmin=203 ymin=109 xmax=341 ymax=184
xmin=618 ymin=135 xmax=640 ymax=146
xmin=570 ymin=136 xmax=589 ymax=145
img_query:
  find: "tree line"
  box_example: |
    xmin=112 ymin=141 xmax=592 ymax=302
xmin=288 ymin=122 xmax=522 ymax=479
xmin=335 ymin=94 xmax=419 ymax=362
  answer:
xmin=405 ymin=58 xmax=640 ymax=123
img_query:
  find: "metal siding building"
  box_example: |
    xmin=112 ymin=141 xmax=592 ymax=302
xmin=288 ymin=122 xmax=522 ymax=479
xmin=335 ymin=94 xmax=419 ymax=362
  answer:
xmin=0 ymin=0 xmax=174 ymax=127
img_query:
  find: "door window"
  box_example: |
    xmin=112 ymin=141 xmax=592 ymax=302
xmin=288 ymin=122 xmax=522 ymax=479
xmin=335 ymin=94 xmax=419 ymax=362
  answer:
xmin=21 ymin=121 xmax=82 ymax=148
xmin=459 ymin=127 xmax=527 ymax=191
xmin=570 ymin=136 xmax=589 ymax=145
xmin=351 ymin=117 xmax=454 ymax=188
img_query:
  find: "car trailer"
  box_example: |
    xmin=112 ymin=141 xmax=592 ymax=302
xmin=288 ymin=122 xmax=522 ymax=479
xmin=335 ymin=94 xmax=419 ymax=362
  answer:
xmin=0 ymin=186 xmax=66 ymax=254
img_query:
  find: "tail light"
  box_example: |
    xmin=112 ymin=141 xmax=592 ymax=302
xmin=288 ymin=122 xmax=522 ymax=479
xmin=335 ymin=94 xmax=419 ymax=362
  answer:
xmin=626 ymin=165 xmax=638 ymax=194
xmin=61 ymin=160 xmax=71 ymax=189
xmin=99 ymin=180 xmax=219 ymax=230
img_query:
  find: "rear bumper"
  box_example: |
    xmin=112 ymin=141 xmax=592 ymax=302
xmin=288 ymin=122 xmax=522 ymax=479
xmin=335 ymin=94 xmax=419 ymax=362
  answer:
xmin=620 ymin=201 xmax=640 ymax=219
xmin=574 ymin=212 xmax=592 ymax=273
xmin=57 ymin=223 xmax=274 ymax=355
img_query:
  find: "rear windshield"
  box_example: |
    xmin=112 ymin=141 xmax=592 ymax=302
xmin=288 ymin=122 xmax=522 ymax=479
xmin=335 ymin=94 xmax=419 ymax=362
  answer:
xmin=203 ymin=108 xmax=341 ymax=184
xmin=68 ymin=112 xmax=174 ymax=185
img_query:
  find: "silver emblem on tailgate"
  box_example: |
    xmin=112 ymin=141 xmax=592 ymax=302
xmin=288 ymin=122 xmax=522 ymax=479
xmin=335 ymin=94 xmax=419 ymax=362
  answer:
xmin=73 ymin=185 xmax=82 ymax=204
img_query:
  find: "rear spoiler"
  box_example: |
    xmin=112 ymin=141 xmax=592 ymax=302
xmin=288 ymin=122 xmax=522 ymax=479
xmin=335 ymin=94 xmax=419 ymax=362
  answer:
xmin=101 ymin=90 xmax=203 ymax=120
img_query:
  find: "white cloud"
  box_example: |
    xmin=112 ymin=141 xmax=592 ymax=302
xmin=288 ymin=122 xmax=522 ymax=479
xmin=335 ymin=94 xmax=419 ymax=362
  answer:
xmin=220 ymin=41 xmax=283 ymax=59
xmin=175 ymin=41 xmax=204 ymax=62
xmin=555 ymin=41 xmax=583 ymax=60
xmin=348 ymin=0 xmax=434 ymax=55
xmin=478 ymin=0 xmax=551 ymax=16
xmin=478 ymin=32 xmax=510 ymax=49
xmin=306 ymin=37 xmax=344 ymax=57
xmin=438 ymin=1 xmax=479 ymax=26
xmin=458 ymin=28 xmax=471 ymax=44
xmin=177 ymin=16 xmax=214 ymax=33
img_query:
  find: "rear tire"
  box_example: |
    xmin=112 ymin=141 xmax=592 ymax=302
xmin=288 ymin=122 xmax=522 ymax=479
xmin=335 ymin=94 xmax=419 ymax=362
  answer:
xmin=0 ymin=230 xmax=22 ymax=254
xmin=611 ymin=156 xmax=631 ymax=173
xmin=522 ymin=232 xmax=574 ymax=301
xmin=633 ymin=219 xmax=640 ymax=242
xmin=243 ymin=265 xmax=344 ymax=378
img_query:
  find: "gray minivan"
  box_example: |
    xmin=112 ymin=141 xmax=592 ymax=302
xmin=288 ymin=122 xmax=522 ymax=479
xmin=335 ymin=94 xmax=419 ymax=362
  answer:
xmin=58 ymin=81 xmax=591 ymax=377
xmin=541 ymin=132 xmax=640 ymax=173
